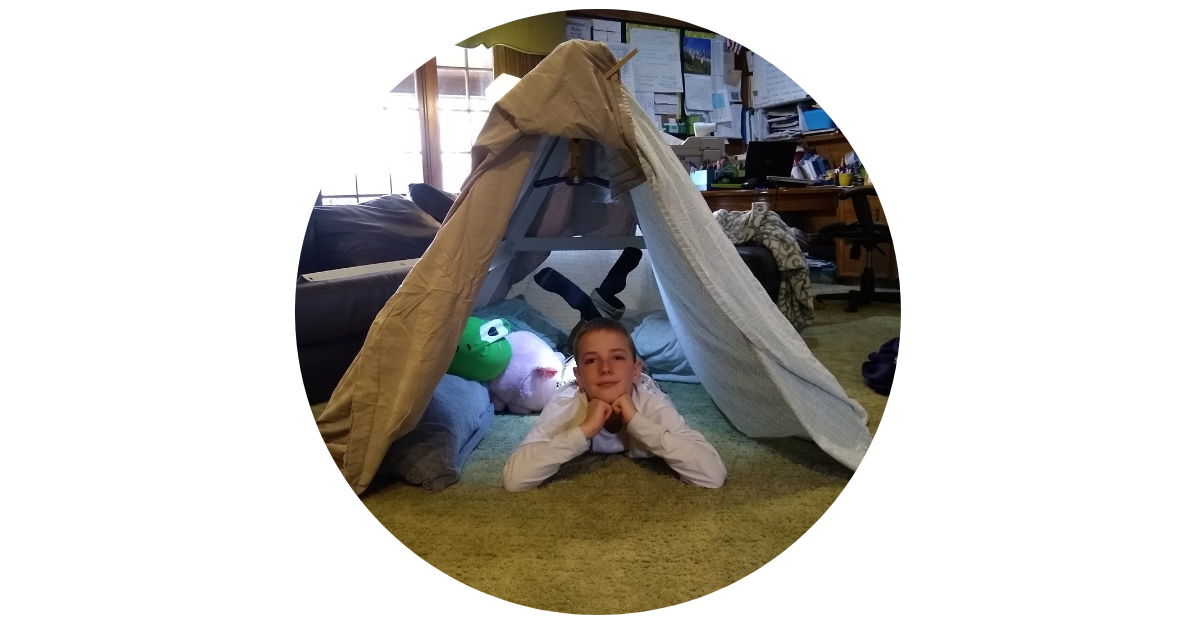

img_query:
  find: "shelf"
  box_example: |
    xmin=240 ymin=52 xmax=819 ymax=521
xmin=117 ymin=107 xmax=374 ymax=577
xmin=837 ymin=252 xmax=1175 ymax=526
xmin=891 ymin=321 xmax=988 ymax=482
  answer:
xmin=668 ymin=132 xmax=742 ymax=144
xmin=797 ymin=130 xmax=844 ymax=143
xmin=758 ymin=96 xmax=816 ymax=108
xmin=760 ymin=130 xmax=844 ymax=144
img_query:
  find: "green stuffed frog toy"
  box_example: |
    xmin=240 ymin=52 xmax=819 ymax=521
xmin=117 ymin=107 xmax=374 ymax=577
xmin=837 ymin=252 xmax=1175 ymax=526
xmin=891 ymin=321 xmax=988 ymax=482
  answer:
xmin=447 ymin=316 xmax=514 ymax=382
xmin=447 ymin=316 xmax=565 ymax=414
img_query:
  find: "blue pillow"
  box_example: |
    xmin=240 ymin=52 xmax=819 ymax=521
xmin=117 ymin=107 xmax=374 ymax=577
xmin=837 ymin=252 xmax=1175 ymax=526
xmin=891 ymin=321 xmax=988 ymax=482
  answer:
xmin=472 ymin=295 xmax=571 ymax=354
xmin=378 ymin=374 xmax=495 ymax=491
xmin=630 ymin=310 xmax=700 ymax=383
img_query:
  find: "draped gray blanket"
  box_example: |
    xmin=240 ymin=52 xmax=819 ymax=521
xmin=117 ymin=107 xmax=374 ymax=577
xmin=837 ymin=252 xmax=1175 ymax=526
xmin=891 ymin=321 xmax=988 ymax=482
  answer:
xmin=712 ymin=205 xmax=815 ymax=331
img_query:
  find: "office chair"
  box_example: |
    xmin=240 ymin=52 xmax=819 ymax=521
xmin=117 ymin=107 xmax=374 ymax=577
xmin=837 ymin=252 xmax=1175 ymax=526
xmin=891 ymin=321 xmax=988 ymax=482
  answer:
xmin=814 ymin=186 xmax=900 ymax=313
xmin=736 ymin=244 xmax=781 ymax=304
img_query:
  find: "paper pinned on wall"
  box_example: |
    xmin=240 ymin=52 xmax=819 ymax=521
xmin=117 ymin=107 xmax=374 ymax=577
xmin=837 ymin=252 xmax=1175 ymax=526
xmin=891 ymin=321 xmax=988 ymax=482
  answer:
xmin=683 ymin=74 xmax=713 ymax=110
xmin=716 ymin=104 xmax=743 ymax=139
xmin=653 ymin=93 xmax=679 ymax=115
xmin=566 ymin=17 xmax=590 ymax=41
xmin=750 ymin=107 xmax=769 ymax=140
xmin=605 ymin=42 xmax=638 ymax=93
xmin=706 ymin=35 xmax=728 ymax=120
xmin=652 ymin=96 xmax=681 ymax=116
xmin=591 ymin=19 xmax=622 ymax=43
xmin=726 ymin=72 xmax=743 ymax=103
xmin=709 ymin=92 xmax=732 ymax=123
xmin=629 ymin=27 xmax=684 ymax=92
xmin=711 ymin=36 xmax=725 ymax=79
xmin=719 ymin=43 xmax=743 ymax=106
xmin=750 ymin=53 xmax=809 ymax=108
xmin=634 ymin=92 xmax=657 ymax=119
xmin=717 ymin=40 xmax=743 ymax=107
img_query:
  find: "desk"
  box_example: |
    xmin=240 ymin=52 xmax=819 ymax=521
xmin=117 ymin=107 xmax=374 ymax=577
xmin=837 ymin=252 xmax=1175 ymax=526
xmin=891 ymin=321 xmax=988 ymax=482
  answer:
xmin=700 ymin=187 xmax=898 ymax=282
xmin=702 ymin=188 xmax=841 ymax=227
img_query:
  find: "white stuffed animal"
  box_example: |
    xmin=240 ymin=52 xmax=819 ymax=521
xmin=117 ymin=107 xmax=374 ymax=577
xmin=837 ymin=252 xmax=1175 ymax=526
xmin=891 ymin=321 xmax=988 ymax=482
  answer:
xmin=486 ymin=331 xmax=566 ymax=414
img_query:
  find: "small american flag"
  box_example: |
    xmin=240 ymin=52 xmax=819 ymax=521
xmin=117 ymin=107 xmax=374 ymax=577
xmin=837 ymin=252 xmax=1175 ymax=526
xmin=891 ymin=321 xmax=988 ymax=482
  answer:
xmin=726 ymin=39 xmax=743 ymax=55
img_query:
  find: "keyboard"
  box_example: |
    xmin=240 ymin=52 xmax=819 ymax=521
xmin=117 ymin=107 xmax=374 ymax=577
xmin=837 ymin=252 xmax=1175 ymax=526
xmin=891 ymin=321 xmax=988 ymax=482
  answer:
xmin=764 ymin=176 xmax=810 ymax=187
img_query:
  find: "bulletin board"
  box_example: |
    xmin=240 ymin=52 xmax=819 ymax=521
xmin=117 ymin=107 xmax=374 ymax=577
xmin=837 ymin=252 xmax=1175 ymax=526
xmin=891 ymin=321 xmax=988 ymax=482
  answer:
xmin=564 ymin=14 xmax=747 ymax=139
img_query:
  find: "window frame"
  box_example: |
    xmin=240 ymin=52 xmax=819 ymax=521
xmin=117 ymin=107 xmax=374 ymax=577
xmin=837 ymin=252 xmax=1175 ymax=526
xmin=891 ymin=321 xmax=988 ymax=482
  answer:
xmin=319 ymin=47 xmax=493 ymax=204
xmin=416 ymin=58 xmax=444 ymax=190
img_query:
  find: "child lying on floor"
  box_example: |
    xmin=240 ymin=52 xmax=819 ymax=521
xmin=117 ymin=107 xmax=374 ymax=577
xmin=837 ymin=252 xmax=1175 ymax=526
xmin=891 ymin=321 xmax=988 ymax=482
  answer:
xmin=502 ymin=318 xmax=726 ymax=491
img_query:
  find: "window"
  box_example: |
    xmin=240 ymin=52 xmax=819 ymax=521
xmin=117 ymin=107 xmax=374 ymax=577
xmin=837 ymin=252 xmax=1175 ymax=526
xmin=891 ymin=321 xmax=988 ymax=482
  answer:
xmin=434 ymin=46 xmax=494 ymax=193
xmin=317 ymin=45 xmax=493 ymax=205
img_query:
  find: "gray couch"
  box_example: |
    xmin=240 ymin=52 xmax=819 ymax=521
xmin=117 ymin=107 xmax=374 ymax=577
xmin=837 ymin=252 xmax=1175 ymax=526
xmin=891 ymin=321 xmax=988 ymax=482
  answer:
xmin=295 ymin=185 xmax=453 ymax=404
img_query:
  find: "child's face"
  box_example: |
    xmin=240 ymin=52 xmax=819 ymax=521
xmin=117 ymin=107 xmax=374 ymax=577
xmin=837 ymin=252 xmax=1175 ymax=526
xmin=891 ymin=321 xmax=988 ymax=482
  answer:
xmin=573 ymin=328 xmax=642 ymax=404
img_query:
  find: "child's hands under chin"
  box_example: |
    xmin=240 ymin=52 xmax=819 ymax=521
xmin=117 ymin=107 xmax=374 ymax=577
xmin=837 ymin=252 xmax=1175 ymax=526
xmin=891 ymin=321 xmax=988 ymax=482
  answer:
xmin=609 ymin=394 xmax=637 ymax=426
xmin=580 ymin=398 xmax=612 ymax=438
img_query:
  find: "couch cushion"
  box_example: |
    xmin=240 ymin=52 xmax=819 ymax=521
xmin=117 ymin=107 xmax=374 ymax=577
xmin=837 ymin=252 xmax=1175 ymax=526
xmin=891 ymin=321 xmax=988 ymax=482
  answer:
xmin=407 ymin=183 xmax=456 ymax=222
xmin=296 ymin=211 xmax=323 ymax=276
xmin=305 ymin=194 xmax=440 ymax=273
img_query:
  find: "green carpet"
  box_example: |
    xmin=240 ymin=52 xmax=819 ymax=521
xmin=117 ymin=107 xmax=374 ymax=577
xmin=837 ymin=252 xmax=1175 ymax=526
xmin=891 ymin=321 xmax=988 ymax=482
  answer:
xmin=311 ymin=300 xmax=899 ymax=615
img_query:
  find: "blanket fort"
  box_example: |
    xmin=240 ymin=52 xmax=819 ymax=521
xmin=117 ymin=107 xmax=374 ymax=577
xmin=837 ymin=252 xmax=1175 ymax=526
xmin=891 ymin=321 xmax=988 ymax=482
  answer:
xmin=316 ymin=40 xmax=873 ymax=495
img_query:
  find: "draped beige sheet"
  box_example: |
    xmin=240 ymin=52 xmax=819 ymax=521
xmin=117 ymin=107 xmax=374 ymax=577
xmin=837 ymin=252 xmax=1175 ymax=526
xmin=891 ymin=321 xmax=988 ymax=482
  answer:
xmin=317 ymin=41 xmax=646 ymax=495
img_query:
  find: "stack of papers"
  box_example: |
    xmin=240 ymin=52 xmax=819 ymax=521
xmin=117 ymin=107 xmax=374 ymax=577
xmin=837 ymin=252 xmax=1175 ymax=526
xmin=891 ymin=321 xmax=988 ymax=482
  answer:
xmin=765 ymin=106 xmax=800 ymax=139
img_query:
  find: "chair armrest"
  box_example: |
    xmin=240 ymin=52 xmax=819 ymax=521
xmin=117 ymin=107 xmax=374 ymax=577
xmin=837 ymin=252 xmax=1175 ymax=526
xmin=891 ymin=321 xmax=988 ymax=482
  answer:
xmin=295 ymin=266 xmax=411 ymax=346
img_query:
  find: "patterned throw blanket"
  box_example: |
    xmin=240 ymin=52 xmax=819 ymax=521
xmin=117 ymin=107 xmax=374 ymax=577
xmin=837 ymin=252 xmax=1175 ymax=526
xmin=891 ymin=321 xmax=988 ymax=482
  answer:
xmin=713 ymin=203 xmax=815 ymax=331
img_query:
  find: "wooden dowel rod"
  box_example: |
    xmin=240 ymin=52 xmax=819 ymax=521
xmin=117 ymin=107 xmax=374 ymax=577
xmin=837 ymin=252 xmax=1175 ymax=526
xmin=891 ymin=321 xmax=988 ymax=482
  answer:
xmin=604 ymin=48 xmax=638 ymax=79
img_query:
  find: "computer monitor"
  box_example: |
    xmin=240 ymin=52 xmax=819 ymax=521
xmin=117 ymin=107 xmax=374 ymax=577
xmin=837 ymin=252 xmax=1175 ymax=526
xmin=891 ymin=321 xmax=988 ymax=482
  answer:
xmin=742 ymin=141 xmax=799 ymax=186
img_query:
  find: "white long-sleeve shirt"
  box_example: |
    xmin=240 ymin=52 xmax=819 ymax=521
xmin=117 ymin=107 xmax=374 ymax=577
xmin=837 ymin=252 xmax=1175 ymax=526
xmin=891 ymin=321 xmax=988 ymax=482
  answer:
xmin=502 ymin=382 xmax=727 ymax=491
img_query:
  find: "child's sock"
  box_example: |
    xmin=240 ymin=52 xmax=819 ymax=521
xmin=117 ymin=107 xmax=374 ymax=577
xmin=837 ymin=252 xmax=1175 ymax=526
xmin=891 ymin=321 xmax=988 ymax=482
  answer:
xmin=589 ymin=289 xmax=624 ymax=319
xmin=595 ymin=247 xmax=642 ymax=305
xmin=534 ymin=268 xmax=601 ymax=321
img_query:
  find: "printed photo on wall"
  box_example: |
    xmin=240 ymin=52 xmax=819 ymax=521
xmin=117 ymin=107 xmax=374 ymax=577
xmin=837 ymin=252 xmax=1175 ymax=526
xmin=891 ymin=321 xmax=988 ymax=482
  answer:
xmin=682 ymin=36 xmax=712 ymax=75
